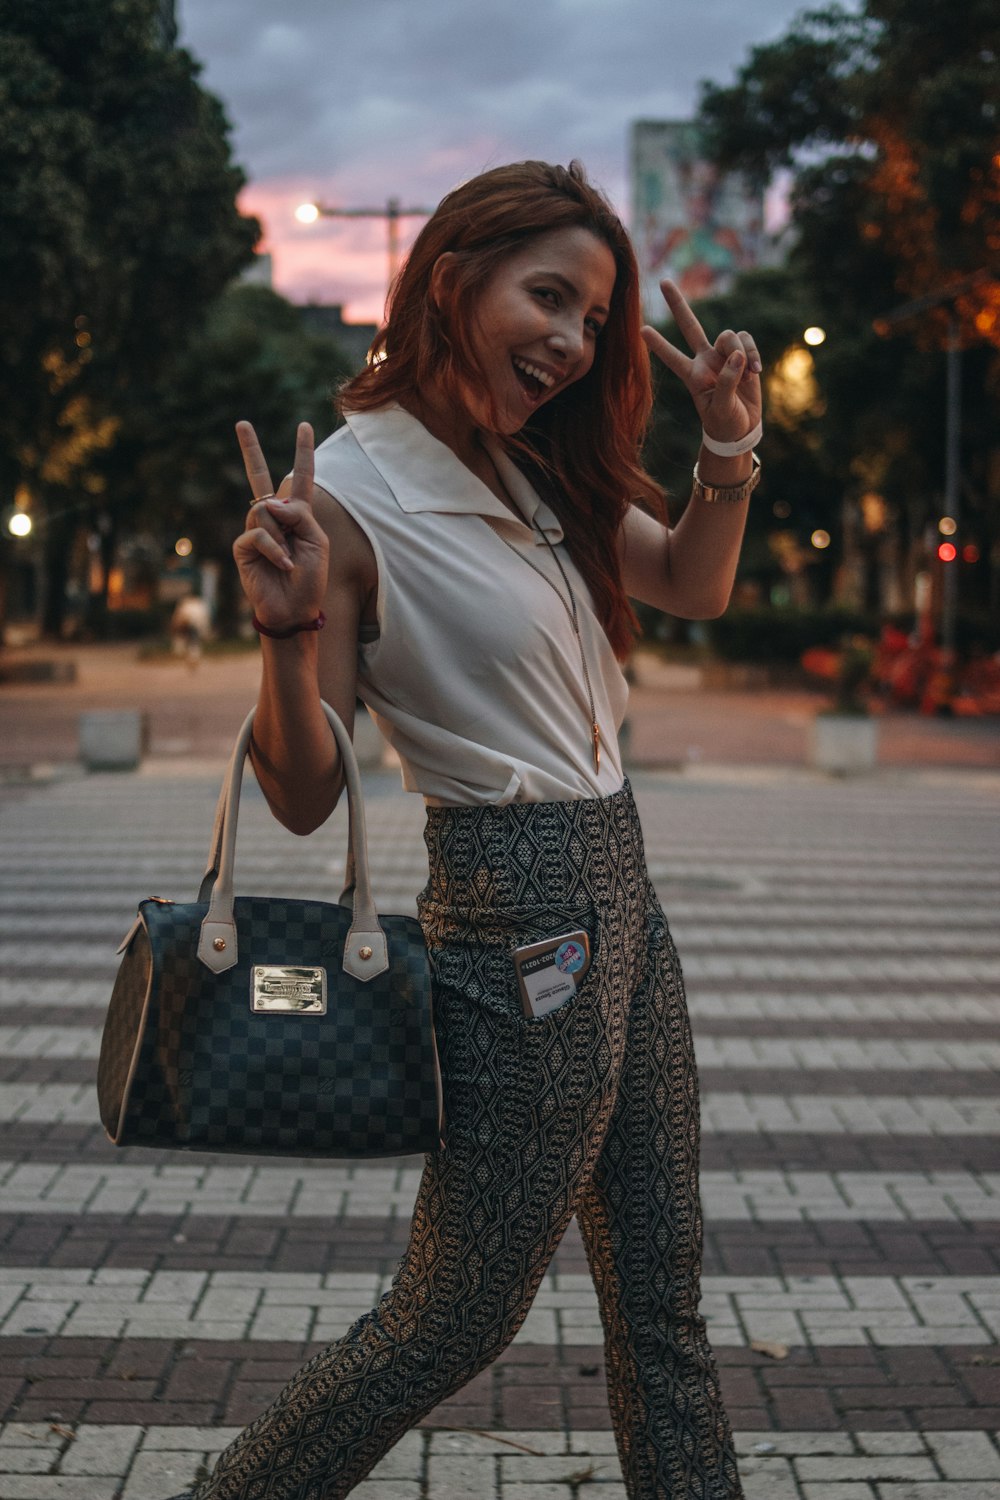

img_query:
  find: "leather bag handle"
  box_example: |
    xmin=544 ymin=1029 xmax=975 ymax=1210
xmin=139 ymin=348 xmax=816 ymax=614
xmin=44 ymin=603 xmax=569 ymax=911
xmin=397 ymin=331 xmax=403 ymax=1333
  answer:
xmin=196 ymin=701 xmax=389 ymax=982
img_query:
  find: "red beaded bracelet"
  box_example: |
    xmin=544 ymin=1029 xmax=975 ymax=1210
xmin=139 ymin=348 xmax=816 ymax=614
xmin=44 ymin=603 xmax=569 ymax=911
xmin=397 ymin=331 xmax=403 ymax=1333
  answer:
xmin=252 ymin=612 xmax=326 ymax=639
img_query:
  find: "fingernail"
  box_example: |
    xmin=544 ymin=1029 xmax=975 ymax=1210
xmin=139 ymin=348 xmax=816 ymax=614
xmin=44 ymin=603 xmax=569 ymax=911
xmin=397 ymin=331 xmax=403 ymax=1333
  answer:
xmin=280 ymin=556 xmax=294 ymax=571
xmin=730 ymin=352 xmax=744 ymax=369
xmin=750 ymin=357 xmax=762 ymax=373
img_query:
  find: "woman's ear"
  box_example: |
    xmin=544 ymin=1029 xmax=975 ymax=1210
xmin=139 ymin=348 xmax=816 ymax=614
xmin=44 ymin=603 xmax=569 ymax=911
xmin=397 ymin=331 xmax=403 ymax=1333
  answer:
xmin=428 ymin=252 xmax=457 ymax=312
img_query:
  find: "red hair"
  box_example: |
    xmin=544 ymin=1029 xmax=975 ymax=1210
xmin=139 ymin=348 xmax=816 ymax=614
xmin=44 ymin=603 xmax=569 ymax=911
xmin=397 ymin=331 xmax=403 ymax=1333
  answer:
xmin=337 ymin=160 xmax=665 ymax=658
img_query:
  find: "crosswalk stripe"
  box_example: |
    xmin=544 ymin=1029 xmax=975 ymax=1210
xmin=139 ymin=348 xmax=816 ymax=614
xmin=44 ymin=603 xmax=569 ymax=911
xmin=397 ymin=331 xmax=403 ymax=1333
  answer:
xmin=3 ymin=1025 xmax=999 ymax=1071
xmin=7 ymin=1086 xmax=1000 ymax=1128
xmin=2 ymin=1083 xmax=999 ymax=1134
xmin=1 ymin=1266 xmax=997 ymax=1347
xmin=3 ymin=859 xmax=997 ymax=889
xmin=2 ymin=979 xmax=997 ymax=1021
xmin=2 ymin=891 xmax=998 ymax=926
xmin=1 ymin=1423 xmax=996 ymax=1497
xmin=687 ymin=992 xmax=1000 ymax=1021
xmin=4 ymin=916 xmax=999 ymax=956
xmin=5 ymin=946 xmax=999 ymax=982
xmin=1 ymin=1162 xmax=996 ymax=1222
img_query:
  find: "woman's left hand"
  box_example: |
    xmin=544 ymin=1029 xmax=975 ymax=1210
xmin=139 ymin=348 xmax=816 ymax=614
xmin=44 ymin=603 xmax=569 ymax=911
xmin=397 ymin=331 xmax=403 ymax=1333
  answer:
xmin=641 ymin=279 xmax=762 ymax=446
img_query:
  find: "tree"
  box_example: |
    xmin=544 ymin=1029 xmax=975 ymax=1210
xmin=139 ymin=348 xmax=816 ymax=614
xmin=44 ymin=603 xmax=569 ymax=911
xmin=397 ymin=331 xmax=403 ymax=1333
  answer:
xmin=114 ymin=285 xmax=352 ymax=632
xmin=697 ymin=0 xmax=1000 ymax=618
xmin=0 ymin=0 xmax=259 ymax=633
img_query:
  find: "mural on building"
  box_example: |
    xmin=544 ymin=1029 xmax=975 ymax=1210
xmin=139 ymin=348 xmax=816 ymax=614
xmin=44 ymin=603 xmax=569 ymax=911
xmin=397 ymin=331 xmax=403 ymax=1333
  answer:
xmin=631 ymin=120 xmax=764 ymax=319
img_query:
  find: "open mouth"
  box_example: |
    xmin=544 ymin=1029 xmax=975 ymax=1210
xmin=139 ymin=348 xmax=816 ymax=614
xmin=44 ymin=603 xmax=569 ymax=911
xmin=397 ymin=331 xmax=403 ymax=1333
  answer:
xmin=512 ymin=356 xmax=555 ymax=403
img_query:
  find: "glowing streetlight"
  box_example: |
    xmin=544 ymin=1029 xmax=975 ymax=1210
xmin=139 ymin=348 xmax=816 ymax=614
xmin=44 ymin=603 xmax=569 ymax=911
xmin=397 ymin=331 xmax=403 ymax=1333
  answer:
xmin=938 ymin=516 xmax=957 ymax=536
xmin=7 ymin=512 xmax=31 ymax=538
xmin=294 ymin=196 xmax=434 ymax=287
xmin=803 ymin=326 xmax=826 ymax=346
xmin=811 ymin=529 xmax=831 ymax=550
xmin=175 ymin=537 xmax=193 ymax=557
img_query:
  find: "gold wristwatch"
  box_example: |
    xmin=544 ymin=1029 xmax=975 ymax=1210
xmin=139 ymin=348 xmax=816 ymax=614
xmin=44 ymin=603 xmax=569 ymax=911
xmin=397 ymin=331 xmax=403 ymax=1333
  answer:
xmin=692 ymin=451 xmax=762 ymax=504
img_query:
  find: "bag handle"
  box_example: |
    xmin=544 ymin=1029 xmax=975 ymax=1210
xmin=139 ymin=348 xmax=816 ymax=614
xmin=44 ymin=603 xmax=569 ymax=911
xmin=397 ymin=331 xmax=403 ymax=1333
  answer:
xmin=199 ymin=731 xmax=355 ymax=908
xmin=196 ymin=701 xmax=389 ymax=982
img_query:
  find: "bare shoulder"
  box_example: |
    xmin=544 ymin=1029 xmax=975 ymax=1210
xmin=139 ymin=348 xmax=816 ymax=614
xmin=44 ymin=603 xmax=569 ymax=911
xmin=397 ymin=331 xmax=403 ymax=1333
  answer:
xmin=310 ymin=482 xmax=378 ymax=594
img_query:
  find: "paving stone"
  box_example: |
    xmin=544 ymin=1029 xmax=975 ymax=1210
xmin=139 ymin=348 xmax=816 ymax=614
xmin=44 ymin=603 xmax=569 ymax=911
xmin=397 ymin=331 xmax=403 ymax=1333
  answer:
xmin=924 ymin=1432 xmax=1000 ymax=1480
xmin=797 ymin=1457 xmax=939 ymax=1481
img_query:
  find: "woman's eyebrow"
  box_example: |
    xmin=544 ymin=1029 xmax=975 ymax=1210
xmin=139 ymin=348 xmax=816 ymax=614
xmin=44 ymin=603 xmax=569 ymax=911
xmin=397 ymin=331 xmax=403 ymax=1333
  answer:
xmin=534 ymin=269 xmax=609 ymax=317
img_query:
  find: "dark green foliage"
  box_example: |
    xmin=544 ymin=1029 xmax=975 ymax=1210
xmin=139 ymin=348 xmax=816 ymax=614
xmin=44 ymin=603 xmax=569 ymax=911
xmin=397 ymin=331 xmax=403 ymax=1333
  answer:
xmin=0 ymin=0 xmax=260 ymax=631
xmin=704 ymin=606 xmax=1000 ymax=663
xmin=706 ymin=607 xmax=877 ymax=663
xmin=655 ymin=0 xmax=1000 ymax=625
xmin=135 ymin=285 xmax=351 ymax=562
xmin=0 ymin=0 xmax=259 ymax=400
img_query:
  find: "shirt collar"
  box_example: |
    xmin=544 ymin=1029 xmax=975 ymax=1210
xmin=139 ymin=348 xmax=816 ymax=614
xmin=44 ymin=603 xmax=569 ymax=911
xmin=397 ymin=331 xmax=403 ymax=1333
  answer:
xmin=344 ymin=403 xmax=564 ymax=544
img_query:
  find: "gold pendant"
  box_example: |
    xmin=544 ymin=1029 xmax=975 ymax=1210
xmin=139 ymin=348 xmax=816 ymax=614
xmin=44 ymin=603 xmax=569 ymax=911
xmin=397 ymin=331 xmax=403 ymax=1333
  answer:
xmin=592 ymin=722 xmax=601 ymax=773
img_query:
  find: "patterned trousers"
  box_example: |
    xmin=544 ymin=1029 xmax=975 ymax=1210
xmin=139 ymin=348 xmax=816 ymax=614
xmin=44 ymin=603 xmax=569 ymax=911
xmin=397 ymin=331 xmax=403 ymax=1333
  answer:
xmin=183 ymin=782 xmax=744 ymax=1500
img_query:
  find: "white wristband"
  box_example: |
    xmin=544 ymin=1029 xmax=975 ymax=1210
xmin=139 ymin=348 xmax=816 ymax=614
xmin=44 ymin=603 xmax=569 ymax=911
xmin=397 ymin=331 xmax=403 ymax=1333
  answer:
xmin=701 ymin=421 xmax=763 ymax=458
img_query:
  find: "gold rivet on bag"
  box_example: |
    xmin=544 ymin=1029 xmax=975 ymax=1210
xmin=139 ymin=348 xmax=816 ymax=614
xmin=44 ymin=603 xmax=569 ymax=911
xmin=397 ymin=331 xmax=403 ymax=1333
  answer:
xmin=359 ymin=946 xmax=373 ymax=960
xmin=213 ymin=938 xmax=227 ymax=951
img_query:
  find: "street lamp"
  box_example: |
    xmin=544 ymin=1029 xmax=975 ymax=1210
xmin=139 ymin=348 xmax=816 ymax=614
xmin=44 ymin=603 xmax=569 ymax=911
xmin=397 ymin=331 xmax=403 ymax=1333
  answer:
xmin=803 ymin=326 xmax=826 ymax=346
xmin=875 ymin=268 xmax=989 ymax=654
xmin=294 ymin=195 xmax=435 ymax=292
xmin=7 ymin=512 xmax=31 ymax=538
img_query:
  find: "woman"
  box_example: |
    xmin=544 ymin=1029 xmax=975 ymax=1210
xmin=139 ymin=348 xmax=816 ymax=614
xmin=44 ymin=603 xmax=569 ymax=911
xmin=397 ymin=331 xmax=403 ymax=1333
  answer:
xmin=177 ymin=159 xmax=760 ymax=1500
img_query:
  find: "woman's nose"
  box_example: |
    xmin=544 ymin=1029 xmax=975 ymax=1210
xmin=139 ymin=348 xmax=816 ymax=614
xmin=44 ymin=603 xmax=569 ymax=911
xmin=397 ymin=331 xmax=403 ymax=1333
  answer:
xmin=547 ymin=319 xmax=584 ymax=360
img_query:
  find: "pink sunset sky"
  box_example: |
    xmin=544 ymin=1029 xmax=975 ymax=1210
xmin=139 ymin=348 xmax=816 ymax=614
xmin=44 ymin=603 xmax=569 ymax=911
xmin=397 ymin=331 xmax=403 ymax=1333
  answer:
xmin=180 ymin=0 xmax=817 ymax=329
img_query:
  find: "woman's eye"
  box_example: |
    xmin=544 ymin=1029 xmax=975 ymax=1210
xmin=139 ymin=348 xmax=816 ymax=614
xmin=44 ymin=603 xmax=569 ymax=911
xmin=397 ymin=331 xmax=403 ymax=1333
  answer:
xmin=585 ymin=318 xmax=604 ymax=337
xmin=534 ymin=287 xmax=559 ymax=305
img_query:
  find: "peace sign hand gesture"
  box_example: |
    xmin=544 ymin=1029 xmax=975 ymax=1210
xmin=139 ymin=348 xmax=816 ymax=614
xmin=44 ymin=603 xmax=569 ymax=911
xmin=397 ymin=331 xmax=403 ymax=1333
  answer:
xmin=233 ymin=421 xmax=329 ymax=634
xmin=640 ymin=280 xmax=762 ymax=447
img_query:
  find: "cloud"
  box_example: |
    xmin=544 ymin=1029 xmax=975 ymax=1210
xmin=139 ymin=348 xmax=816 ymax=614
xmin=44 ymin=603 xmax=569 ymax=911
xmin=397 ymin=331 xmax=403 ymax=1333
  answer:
xmin=178 ymin=0 xmax=822 ymax=318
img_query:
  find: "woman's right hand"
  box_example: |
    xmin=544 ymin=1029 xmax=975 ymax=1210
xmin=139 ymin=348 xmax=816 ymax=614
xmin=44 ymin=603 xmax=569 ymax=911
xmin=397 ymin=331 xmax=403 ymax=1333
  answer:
xmin=233 ymin=420 xmax=330 ymax=633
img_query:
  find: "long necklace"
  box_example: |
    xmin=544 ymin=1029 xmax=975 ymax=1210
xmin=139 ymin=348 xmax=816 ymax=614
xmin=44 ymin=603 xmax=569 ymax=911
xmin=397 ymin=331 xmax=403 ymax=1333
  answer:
xmin=480 ymin=447 xmax=601 ymax=773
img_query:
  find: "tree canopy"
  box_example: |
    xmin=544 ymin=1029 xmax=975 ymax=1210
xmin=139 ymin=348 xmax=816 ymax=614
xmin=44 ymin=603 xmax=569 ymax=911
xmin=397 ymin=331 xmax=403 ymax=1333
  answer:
xmin=699 ymin=1 xmax=1000 ymax=346
xmin=0 ymin=0 xmax=260 ymax=630
xmin=687 ymin=0 xmax=1000 ymax=619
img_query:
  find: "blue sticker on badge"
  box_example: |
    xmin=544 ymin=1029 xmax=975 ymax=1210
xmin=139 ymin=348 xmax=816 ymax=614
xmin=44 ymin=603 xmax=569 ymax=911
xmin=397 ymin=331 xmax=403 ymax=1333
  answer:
xmin=555 ymin=940 xmax=586 ymax=974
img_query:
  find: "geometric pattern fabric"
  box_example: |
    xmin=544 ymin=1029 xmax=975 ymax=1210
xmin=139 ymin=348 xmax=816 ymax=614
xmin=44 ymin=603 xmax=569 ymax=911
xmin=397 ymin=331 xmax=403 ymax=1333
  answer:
xmin=177 ymin=782 xmax=744 ymax=1499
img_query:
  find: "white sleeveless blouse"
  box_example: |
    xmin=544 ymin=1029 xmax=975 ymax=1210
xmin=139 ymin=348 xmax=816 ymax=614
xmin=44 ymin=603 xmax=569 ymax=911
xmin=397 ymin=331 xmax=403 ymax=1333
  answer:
xmin=311 ymin=404 xmax=628 ymax=807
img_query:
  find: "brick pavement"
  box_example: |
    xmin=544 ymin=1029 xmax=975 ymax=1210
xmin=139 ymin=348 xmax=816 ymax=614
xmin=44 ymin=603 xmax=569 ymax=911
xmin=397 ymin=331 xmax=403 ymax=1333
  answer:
xmin=0 ymin=730 xmax=997 ymax=1494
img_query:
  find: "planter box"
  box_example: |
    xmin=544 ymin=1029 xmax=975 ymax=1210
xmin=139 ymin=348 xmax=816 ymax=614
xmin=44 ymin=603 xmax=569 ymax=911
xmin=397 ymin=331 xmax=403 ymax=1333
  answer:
xmin=79 ymin=710 xmax=147 ymax=771
xmin=811 ymin=714 xmax=879 ymax=774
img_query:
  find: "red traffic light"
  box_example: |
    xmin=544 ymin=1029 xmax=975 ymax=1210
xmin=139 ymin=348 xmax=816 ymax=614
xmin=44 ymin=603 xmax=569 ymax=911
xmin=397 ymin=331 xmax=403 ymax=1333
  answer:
xmin=937 ymin=542 xmax=958 ymax=562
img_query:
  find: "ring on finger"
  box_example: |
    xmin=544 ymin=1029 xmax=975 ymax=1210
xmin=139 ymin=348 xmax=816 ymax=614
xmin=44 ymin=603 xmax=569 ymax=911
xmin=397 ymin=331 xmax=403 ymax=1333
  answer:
xmin=249 ymin=492 xmax=276 ymax=508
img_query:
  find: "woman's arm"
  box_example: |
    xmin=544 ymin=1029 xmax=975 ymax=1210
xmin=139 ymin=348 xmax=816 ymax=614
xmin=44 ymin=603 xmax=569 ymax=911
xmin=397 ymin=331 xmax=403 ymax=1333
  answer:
xmin=620 ymin=280 xmax=762 ymax=619
xmin=619 ymin=447 xmax=753 ymax=620
xmin=233 ymin=422 xmax=377 ymax=836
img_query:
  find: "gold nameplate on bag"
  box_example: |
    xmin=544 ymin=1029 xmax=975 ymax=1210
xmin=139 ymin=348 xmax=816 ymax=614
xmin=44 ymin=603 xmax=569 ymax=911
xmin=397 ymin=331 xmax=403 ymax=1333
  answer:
xmin=251 ymin=966 xmax=327 ymax=1014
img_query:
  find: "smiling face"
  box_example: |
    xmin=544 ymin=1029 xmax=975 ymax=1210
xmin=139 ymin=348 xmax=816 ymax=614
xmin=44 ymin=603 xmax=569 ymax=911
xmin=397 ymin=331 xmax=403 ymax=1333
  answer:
xmin=451 ymin=226 xmax=618 ymax=436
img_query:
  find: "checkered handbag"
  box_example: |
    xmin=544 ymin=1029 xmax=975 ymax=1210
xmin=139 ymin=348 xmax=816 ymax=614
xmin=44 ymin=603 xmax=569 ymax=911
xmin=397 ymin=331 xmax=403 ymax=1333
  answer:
xmin=97 ymin=703 xmax=444 ymax=1158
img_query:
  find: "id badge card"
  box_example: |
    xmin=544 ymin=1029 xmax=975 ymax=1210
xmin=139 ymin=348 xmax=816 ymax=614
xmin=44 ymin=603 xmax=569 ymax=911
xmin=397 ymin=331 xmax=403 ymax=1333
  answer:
xmin=512 ymin=930 xmax=591 ymax=1019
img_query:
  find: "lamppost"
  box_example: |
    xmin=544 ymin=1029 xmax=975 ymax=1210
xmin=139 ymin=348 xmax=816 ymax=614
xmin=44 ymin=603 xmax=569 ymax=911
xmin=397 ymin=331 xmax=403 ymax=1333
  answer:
xmin=295 ymin=196 xmax=435 ymax=294
xmin=875 ymin=269 xmax=988 ymax=653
